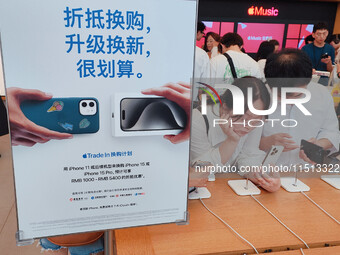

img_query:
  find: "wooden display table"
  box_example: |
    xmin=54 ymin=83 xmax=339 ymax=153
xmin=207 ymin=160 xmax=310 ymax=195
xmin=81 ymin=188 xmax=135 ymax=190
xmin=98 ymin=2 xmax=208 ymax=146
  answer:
xmin=114 ymin=177 xmax=340 ymax=255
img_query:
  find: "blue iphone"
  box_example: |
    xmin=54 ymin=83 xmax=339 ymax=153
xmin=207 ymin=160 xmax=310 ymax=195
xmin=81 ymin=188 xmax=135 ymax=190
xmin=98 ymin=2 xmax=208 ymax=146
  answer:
xmin=20 ymin=98 xmax=99 ymax=134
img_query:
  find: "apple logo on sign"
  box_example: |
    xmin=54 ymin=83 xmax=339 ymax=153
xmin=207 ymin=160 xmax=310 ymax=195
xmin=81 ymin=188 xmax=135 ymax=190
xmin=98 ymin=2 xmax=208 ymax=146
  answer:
xmin=248 ymin=6 xmax=255 ymax=15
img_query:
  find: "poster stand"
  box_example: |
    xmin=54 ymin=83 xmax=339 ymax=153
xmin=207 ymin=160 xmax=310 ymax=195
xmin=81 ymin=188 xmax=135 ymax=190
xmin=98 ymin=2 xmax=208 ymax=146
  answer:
xmin=104 ymin=230 xmax=114 ymax=255
xmin=15 ymin=231 xmax=34 ymax=246
xmin=175 ymin=211 xmax=190 ymax=226
xmin=15 ymin=229 xmax=116 ymax=254
xmin=1 ymin=0 xmax=196 ymax=245
xmin=14 ymin=214 xmax=190 ymax=251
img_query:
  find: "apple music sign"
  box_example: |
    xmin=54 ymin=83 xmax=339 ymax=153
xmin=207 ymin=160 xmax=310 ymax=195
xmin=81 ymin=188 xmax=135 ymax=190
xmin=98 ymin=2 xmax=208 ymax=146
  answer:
xmin=248 ymin=6 xmax=279 ymax=16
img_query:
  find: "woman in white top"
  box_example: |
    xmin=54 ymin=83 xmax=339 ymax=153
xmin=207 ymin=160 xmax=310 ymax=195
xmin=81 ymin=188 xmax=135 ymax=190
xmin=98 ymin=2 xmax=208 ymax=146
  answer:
xmin=203 ymin=32 xmax=222 ymax=59
xmin=191 ymin=77 xmax=280 ymax=192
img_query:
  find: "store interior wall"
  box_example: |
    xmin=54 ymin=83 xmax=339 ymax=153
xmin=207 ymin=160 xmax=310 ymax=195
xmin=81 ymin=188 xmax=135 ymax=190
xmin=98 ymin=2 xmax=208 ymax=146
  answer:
xmin=198 ymin=0 xmax=337 ymax=31
xmin=334 ymin=3 xmax=340 ymax=34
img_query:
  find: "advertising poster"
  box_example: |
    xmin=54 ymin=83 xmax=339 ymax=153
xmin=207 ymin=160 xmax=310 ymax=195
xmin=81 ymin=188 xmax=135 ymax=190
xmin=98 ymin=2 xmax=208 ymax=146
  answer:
xmin=0 ymin=0 xmax=197 ymax=240
xmin=237 ymin=22 xmax=285 ymax=53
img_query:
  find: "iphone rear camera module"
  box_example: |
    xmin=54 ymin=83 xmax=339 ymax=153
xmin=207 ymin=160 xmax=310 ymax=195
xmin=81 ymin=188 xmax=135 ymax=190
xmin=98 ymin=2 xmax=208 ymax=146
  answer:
xmin=79 ymin=100 xmax=97 ymax=116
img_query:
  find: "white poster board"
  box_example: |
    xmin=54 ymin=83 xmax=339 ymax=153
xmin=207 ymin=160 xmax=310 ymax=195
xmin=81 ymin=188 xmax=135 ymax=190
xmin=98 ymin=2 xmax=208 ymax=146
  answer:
xmin=0 ymin=0 xmax=196 ymax=241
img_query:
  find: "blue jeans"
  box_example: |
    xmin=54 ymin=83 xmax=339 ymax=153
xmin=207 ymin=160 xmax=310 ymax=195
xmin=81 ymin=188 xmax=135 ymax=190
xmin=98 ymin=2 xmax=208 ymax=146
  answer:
xmin=40 ymin=237 xmax=104 ymax=255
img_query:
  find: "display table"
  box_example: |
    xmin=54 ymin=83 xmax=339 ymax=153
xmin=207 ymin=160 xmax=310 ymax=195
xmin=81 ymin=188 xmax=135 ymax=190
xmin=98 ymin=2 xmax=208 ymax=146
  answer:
xmin=113 ymin=177 xmax=340 ymax=255
xmin=259 ymin=246 xmax=340 ymax=254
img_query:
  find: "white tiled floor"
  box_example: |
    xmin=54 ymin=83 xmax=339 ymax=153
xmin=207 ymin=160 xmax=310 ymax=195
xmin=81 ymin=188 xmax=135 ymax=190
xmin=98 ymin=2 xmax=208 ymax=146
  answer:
xmin=0 ymin=134 xmax=42 ymax=254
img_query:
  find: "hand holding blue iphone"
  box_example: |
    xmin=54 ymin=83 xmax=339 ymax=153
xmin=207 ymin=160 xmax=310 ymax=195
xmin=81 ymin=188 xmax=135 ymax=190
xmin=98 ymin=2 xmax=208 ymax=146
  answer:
xmin=20 ymin=98 xmax=99 ymax=134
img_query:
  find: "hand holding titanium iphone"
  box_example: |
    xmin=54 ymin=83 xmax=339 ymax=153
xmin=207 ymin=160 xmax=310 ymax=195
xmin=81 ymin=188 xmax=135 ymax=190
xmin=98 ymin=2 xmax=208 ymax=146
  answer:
xmin=262 ymin=145 xmax=284 ymax=167
xmin=300 ymin=139 xmax=330 ymax=164
xmin=20 ymin=98 xmax=99 ymax=134
xmin=111 ymin=94 xmax=187 ymax=137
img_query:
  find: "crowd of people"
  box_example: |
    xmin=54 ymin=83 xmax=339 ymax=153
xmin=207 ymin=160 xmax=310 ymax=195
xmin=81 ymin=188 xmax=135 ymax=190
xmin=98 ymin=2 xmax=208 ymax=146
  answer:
xmin=191 ymin=21 xmax=340 ymax=192
xmin=196 ymin=21 xmax=340 ymax=84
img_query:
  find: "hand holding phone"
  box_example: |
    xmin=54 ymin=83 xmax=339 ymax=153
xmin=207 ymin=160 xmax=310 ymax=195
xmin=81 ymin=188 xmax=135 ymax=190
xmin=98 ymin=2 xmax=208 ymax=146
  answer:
xmin=250 ymin=170 xmax=281 ymax=193
xmin=262 ymin=145 xmax=284 ymax=167
xmin=7 ymin=87 xmax=73 ymax=147
xmin=321 ymin=53 xmax=329 ymax=59
xmin=320 ymin=53 xmax=331 ymax=65
xmin=141 ymin=82 xmax=191 ymax=143
xmin=300 ymin=139 xmax=329 ymax=164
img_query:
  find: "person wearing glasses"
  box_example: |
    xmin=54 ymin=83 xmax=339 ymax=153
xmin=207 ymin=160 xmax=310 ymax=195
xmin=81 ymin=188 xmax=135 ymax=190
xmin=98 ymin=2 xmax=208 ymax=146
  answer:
xmin=260 ymin=49 xmax=339 ymax=166
xmin=302 ymin=22 xmax=335 ymax=86
xmin=194 ymin=21 xmax=210 ymax=109
xmin=190 ymin=76 xmax=281 ymax=192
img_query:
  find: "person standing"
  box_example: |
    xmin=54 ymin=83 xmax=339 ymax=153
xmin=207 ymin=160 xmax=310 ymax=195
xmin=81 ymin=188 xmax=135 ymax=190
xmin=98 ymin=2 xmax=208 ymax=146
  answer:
xmin=210 ymin=33 xmax=263 ymax=84
xmin=302 ymin=22 xmax=335 ymax=85
xmin=203 ymin=32 xmax=222 ymax=59
xmin=260 ymin=49 xmax=339 ymax=167
xmin=195 ymin=21 xmax=210 ymax=79
xmin=330 ymin=34 xmax=340 ymax=58
xmin=194 ymin=22 xmax=210 ymax=106
xmin=269 ymin=39 xmax=280 ymax=53
xmin=255 ymin=41 xmax=275 ymax=78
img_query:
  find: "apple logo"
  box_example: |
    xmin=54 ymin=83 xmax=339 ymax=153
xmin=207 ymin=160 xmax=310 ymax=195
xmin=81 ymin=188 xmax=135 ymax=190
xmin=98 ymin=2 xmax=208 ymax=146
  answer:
xmin=82 ymin=153 xmax=87 ymax=158
xmin=248 ymin=6 xmax=255 ymax=15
